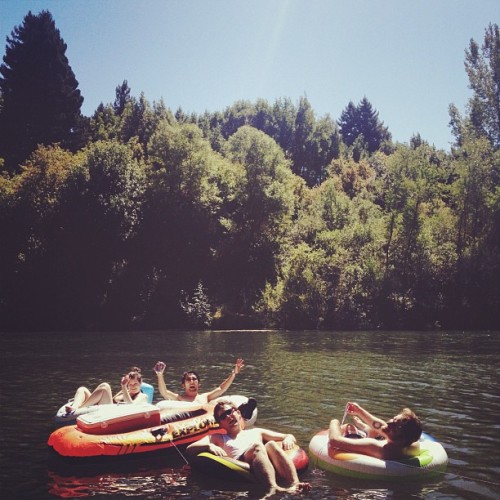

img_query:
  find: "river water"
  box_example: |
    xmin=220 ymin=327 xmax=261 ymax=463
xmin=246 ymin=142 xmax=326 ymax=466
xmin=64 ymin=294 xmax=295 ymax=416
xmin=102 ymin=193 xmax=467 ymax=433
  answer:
xmin=0 ymin=330 xmax=499 ymax=499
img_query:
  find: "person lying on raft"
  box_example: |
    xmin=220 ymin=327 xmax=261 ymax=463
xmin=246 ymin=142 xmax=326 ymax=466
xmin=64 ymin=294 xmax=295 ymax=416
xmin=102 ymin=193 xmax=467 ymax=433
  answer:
xmin=65 ymin=367 xmax=148 ymax=414
xmin=328 ymin=401 xmax=422 ymax=460
xmin=186 ymin=399 xmax=311 ymax=495
xmin=153 ymin=358 xmax=245 ymax=403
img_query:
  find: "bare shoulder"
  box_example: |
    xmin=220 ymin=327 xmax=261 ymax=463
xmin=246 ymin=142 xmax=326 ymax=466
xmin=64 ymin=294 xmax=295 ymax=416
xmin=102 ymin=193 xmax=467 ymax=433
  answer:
xmin=209 ymin=433 xmax=225 ymax=445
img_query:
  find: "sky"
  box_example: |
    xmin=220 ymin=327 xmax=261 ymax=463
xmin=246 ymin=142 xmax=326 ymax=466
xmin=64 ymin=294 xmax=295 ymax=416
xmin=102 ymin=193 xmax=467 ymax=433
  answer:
xmin=1 ymin=0 xmax=498 ymax=151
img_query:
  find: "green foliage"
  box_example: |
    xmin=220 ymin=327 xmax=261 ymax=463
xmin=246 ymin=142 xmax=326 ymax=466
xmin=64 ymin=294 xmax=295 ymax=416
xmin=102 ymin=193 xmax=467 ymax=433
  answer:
xmin=180 ymin=281 xmax=213 ymax=328
xmin=257 ymin=243 xmax=332 ymax=329
xmin=464 ymin=23 xmax=500 ymax=149
xmin=81 ymin=141 xmax=146 ymax=239
xmin=218 ymin=126 xmax=297 ymax=311
xmin=1 ymin=13 xmax=498 ymax=331
xmin=191 ymin=96 xmax=340 ymax=186
xmin=0 ymin=11 xmax=83 ymax=172
xmin=447 ymin=135 xmax=500 ymax=327
xmin=450 ymin=23 xmax=500 ymax=150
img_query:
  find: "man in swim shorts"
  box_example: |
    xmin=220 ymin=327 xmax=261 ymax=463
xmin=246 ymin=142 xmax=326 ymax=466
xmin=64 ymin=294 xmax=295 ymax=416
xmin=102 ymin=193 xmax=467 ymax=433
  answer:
xmin=186 ymin=400 xmax=311 ymax=494
xmin=328 ymin=401 xmax=422 ymax=460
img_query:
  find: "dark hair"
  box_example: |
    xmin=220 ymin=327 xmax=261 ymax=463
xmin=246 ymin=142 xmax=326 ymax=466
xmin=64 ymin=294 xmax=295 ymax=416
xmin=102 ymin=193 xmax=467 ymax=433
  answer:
xmin=127 ymin=370 xmax=142 ymax=382
xmin=394 ymin=408 xmax=422 ymax=446
xmin=130 ymin=366 xmax=142 ymax=374
xmin=213 ymin=399 xmax=237 ymax=423
xmin=181 ymin=371 xmax=200 ymax=383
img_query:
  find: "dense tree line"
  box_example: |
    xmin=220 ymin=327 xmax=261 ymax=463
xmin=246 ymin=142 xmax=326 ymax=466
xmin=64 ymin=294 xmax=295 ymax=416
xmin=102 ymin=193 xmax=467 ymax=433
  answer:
xmin=1 ymin=12 xmax=498 ymax=331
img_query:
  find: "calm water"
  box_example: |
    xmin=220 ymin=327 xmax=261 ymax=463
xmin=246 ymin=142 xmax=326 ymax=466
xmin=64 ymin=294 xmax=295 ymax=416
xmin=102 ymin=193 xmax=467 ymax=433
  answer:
xmin=0 ymin=330 xmax=499 ymax=499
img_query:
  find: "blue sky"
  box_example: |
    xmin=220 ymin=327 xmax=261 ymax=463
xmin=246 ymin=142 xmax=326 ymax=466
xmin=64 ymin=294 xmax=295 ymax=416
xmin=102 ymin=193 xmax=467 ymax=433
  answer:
xmin=1 ymin=0 xmax=498 ymax=151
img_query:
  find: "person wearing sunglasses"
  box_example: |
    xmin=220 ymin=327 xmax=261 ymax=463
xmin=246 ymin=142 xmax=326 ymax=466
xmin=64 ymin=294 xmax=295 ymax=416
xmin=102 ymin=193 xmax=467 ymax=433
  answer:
xmin=153 ymin=358 xmax=245 ymax=403
xmin=328 ymin=401 xmax=422 ymax=460
xmin=186 ymin=400 xmax=311 ymax=494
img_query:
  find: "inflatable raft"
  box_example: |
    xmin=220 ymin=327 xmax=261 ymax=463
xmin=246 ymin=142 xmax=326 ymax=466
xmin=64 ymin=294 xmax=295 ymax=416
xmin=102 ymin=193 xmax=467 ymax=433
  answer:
xmin=192 ymin=444 xmax=309 ymax=482
xmin=48 ymin=403 xmax=219 ymax=457
xmin=156 ymin=395 xmax=258 ymax=426
xmin=54 ymin=382 xmax=155 ymax=425
xmin=308 ymin=430 xmax=448 ymax=481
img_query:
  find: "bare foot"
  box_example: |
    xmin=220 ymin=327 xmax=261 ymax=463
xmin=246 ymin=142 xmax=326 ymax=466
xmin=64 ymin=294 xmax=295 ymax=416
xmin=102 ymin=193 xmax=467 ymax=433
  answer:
xmin=293 ymin=481 xmax=312 ymax=493
xmin=273 ymin=482 xmax=312 ymax=495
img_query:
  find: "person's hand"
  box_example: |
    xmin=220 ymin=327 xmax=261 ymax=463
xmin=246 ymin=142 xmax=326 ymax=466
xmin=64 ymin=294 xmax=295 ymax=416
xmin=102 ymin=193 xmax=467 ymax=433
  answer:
xmin=234 ymin=358 xmax=245 ymax=375
xmin=154 ymin=361 xmax=166 ymax=375
xmin=346 ymin=402 xmax=362 ymax=415
xmin=281 ymin=434 xmax=296 ymax=450
xmin=121 ymin=374 xmax=130 ymax=387
xmin=209 ymin=444 xmax=228 ymax=457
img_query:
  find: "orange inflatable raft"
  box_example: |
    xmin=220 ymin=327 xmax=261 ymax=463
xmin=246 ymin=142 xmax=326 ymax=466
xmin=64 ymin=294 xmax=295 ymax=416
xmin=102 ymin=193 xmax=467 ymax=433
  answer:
xmin=48 ymin=404 xmax=219 ymax=457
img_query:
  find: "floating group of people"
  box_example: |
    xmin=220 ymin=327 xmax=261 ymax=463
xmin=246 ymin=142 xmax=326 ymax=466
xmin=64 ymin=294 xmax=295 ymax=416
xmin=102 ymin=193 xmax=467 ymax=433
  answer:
xmin=63 ymin=358 xmax=422 ymax=495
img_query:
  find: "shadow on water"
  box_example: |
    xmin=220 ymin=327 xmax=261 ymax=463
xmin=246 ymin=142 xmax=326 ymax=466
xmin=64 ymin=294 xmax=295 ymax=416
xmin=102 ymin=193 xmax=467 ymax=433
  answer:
xmin=47 ymin=449 xmax=269 ymax=499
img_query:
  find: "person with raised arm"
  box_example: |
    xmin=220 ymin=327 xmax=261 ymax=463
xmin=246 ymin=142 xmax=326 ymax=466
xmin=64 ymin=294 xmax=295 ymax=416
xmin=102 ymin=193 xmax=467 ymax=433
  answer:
xmin=328 ymin=401 xmax=422 ymax=460
xmin=153 ymin=358 xmax=245 ymax=403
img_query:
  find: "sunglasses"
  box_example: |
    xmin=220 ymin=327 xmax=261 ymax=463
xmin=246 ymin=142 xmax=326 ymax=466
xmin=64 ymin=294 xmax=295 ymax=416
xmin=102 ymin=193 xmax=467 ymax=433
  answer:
xmin=218 ymin=407 xmax=237 ymax=421
xmin=184 ymin=376 xmax=198 ymax=381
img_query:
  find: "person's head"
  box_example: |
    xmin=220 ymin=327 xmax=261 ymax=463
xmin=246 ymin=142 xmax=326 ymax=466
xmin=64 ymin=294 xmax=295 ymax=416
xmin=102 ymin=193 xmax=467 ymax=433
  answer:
xmin=126 ymin=370 xmax=142 ymax=393
xmin=214 ymin=400 xmax=241 ymax=431
xmin=384 ymin=408 xmax=422 ymax=446
xmin=181 ymin=370 xmax=200 ymax=384
xmin=181 ymin=370 xmax=200 ymax=395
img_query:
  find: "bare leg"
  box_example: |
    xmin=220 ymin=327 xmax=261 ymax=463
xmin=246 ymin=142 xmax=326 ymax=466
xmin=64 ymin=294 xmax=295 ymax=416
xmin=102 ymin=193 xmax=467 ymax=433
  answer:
xmin=65 ymin=383 xmax=113 ymax=412
xmin=343 ymin=422 xmax=367 ymax=437
xmin=265 ymin=441 xmax=311 ymax=492
xmin=241 ymin=443 xmax=282 ymax=492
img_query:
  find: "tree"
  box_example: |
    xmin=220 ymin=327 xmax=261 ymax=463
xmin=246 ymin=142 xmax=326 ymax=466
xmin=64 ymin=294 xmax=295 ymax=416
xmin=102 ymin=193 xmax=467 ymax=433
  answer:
xmin=180 ymin=281 xmax=213 ymax=328
xmin=464 ymin=23 xmax=500 ymax=149
xmin=136 ymin=122 xmax=228 ymax=327
xmin=0 ymin=10 xmax=84 ymax=172
xmin=221 ymin=126 xmax=297 ymax=311
xmin=113 ymin=80 xmax=132 ymax=116
xmin=448 ymin=135 xmax=500 ymax=328
xmin=338 ymin=97 xmax=391 ymax=154
xmin=293 ymin=96 xmax=315 ymax=180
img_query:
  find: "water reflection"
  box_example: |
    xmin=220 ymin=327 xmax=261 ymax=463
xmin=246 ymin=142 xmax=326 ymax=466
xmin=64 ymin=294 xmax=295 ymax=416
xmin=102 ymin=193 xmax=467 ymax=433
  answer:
xmin=47 ymin=468 xmax=189 ymax=498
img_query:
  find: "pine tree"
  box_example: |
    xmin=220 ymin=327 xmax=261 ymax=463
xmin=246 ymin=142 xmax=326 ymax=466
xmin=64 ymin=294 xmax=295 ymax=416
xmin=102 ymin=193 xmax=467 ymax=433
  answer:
xmin=113 ymin=80 xmax=131 ymax=116
xmin=0 ymin=10 xmax=83 ymax=172
xmin=338 ymin=97 xmax=391 ymax=154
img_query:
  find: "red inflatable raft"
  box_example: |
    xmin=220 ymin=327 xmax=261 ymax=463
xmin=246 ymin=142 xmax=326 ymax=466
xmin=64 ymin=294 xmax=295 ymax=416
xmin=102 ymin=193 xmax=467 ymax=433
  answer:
xmin=48 ymin=403 xmax=219 ymax=457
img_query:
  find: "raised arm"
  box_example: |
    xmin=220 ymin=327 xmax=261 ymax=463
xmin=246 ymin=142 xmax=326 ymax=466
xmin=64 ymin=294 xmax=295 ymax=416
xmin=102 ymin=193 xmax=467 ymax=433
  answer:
xmin=346 ymin=402 xmax=386 ymax=432
xmin=154 ymin=361 xmax=180 ymax=400
xmin=115 ymin=374 xmax=148 ymax=404
xmin=205 ymin=358 xmax=245 ymax=402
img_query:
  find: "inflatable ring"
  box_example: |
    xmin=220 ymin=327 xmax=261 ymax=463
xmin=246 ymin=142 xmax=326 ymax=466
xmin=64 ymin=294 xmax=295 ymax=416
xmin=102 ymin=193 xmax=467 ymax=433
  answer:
xmin=192 ymin=444 xmax=309 ymax=483
xmin=308 ymin=430 xmax=448 ymax=481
